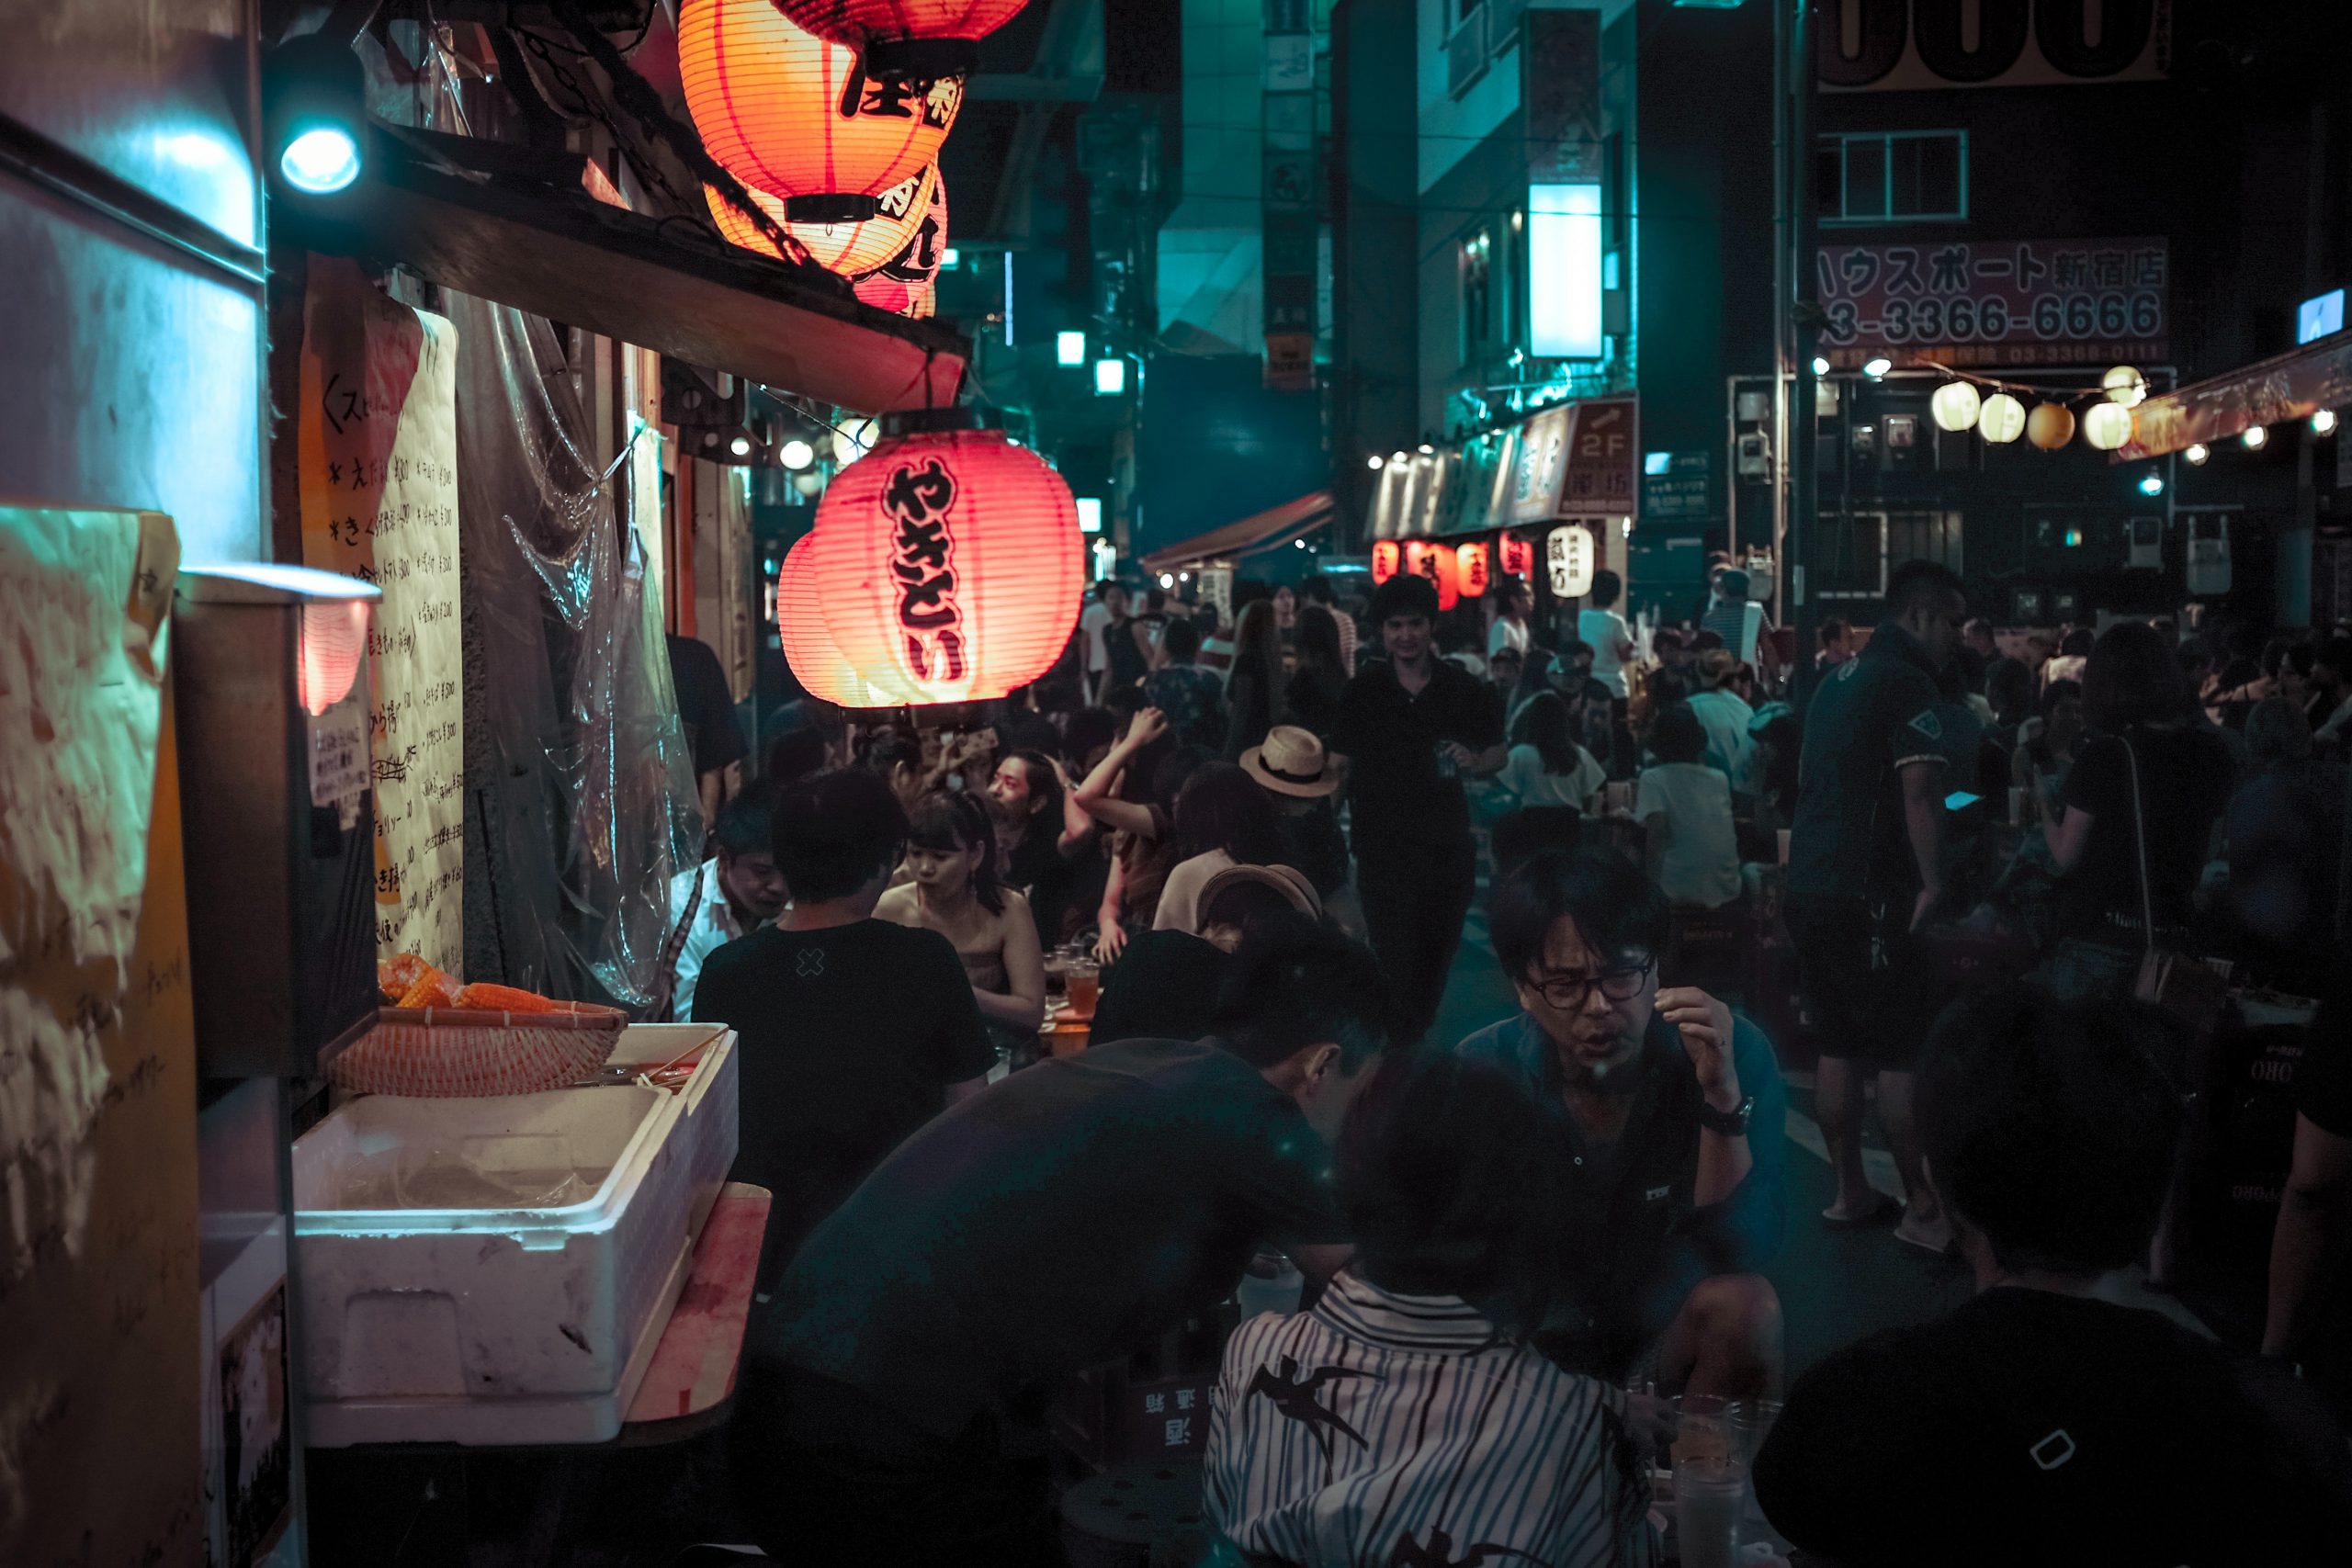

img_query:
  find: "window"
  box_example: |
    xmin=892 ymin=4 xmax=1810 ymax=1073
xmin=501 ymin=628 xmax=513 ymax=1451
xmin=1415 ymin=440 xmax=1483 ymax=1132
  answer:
xmin=1460 ymin=228 xmax=1494 ymax=363
xmin=1815 ymin=511 xmax=1963 ymax=599
xmin=1818 ymin=131 xmax=1966 ymax=225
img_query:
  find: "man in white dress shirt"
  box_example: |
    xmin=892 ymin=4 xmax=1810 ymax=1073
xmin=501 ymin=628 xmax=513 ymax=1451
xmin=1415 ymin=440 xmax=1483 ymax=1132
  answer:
xmin=662 ymin=784 xmax=787 ymax=1020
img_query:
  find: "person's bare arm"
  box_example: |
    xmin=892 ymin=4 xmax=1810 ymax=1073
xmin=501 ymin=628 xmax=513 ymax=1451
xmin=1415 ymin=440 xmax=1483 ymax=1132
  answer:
xmin=1093 ymin=853 xmax=1129 ymax=962
xmin=1290 ymin=1243 xmax=1354 ymax=1287
xmin=2263 ymin=1113 xmax=2352 ymax=1356
xmin=2046 ymin=802 xmax=2094 ymax=869
xmin=1442 ymin=740 xmax=1508 ymax=777
xmin=1073 ymin=708 xmax=1168 ymax=837
xmin=1899 ymin=761 xmax=1946 ymax=930
xmin=971 ymin=897 xmax=1046 ymax=1032
xmin=697 ymin=770 xmax=723 ymax=836
xmin=1052 ymin=757 xmax=1099 ymax=856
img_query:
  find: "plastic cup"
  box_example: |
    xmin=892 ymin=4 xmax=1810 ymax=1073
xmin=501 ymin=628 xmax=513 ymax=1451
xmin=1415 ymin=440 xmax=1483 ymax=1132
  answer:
xmin=1064 ymin=960 xmax=1100 ymax=1021
xmin=1672 ymin=1456 xmax=1746 ymax=1568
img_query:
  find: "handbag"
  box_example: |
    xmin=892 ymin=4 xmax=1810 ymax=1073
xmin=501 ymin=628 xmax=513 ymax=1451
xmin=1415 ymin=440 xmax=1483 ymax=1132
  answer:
xmin=2121 ymin=733 xmax=2230 ymax=1037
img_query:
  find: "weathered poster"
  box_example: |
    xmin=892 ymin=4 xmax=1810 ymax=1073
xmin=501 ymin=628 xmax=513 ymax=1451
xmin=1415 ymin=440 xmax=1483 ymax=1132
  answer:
xmin=297 ymin=258 xmax=465 ymax=972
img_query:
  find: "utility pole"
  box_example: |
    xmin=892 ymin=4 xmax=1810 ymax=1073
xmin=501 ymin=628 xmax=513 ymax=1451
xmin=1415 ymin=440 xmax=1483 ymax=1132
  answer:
xmin=1783 ymin=0 xmax=1821 ymax=705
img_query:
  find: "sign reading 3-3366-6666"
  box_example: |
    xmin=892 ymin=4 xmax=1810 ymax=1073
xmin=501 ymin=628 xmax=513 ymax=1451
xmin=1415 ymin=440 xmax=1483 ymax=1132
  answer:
xmin=1816 ymin=238 xmax=2167 ymax=370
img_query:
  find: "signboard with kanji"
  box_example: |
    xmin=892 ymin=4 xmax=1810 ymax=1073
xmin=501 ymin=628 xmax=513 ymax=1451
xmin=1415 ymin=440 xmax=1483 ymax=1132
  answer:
xmin=1816 ymin=238 xmax=2168 ymax=370
xmin=1561 ymin=397 xmax=1638 ymax=513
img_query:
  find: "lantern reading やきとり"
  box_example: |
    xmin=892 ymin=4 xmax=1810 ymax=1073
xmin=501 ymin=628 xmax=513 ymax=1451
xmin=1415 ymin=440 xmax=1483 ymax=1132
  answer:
xmin=1546 ymin=525 xmax=1595 ymax=599
xmin=1371 ymin=540 xmax=1399 ymax=583
xmin=680 ymin=0 xmax=963 ymax=220
xmin=805 ymin=412 xmax=1084 ymax=705
xmin=1455 ymin=541 xmax=1490 ymax=598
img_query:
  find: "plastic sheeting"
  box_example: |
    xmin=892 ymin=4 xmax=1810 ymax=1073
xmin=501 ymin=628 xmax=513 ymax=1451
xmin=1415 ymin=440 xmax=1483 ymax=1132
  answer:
xmin=451 ymin=294 xmax=700 ymax=1008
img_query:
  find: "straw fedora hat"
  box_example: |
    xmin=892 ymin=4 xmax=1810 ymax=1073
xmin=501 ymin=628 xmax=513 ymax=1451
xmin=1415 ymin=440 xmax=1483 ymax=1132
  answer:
xmin=1240 ymin=725 xmax=1342 ymax=799
xmin=1196 ymin=863 xmax=1323 ymax=921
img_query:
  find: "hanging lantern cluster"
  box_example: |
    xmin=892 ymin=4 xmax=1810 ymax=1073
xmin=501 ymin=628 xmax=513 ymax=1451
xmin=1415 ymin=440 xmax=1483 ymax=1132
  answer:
xmin=1371 ymin=540 xmax=1400 ymax=583
xmin=778 ymin=410 xmax=1083 ymax=706
xmin=1926 ymin=363 xmax=2153 ymax=455
xmin=683 ymin=0 xmax=1012 ymax=316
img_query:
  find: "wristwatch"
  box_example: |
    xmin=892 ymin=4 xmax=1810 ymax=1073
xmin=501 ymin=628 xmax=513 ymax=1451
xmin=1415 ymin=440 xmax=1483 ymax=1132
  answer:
xmin=1696 ymin=1094 xmax=1754 ymax=1139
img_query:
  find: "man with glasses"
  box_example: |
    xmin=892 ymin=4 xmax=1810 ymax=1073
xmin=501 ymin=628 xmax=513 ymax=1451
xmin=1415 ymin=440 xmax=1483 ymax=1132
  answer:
xmin=1453 ymin=848 xmax=1788 ymax=1398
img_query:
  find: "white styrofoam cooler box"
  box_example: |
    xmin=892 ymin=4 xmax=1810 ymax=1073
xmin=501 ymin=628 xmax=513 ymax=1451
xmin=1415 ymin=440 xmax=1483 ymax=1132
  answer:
xmin=294 ymin=1024 xmax=737 ymax=1446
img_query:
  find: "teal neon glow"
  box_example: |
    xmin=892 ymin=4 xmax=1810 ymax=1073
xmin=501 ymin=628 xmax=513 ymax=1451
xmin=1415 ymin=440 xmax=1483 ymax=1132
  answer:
xmin=1528 ymin=183 xmax=1603 ymax=359
xmin=281 ymin=125 xmax=360 ymax=194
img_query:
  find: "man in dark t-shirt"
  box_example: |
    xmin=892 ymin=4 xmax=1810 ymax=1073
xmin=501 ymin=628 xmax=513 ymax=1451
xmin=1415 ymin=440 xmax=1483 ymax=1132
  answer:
xmin=693 ymin=770 xmax=993 ymax=1286
xmin=1331 ymin=573 xmax=1505 ymax=1043
xmin=733 ymin=918 xmax=1387 ymax=1564
xmin=667 ymin=633 xmax=746 ymax=829
xmin=1756 ymin=986 xmax=2352 ymax=1566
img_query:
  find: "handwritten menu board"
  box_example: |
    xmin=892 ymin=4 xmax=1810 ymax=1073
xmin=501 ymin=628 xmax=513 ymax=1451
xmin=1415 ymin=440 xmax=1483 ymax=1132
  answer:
xmin=296 ymin=257 xmax=465 ymax=973
xmin=0 ymin=506 xmax=203 ymax=1564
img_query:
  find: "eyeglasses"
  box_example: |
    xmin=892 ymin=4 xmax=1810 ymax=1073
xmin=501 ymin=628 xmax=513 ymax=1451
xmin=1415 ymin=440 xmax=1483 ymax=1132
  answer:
xmin=1528 ymin=960 xmax=1654 ymax=1012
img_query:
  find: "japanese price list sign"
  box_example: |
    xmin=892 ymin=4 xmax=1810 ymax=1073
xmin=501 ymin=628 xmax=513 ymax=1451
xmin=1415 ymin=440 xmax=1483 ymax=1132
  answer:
xmin=1815 ymin=238 xmax=2167 ymax=369
xmin=296 ymin=257 xmax=465 ymax=973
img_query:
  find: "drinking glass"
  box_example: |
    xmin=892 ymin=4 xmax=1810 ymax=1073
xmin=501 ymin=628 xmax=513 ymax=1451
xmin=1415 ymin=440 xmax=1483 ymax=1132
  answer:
xmin=1671 ymin=1455 xmax=1746 ymax=1568
xmin=1063 ymin=958 xmax=1100 ymax=1021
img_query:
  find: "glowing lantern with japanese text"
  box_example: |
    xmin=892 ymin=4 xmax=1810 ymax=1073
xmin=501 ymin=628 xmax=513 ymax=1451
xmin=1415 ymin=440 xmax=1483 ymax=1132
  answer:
xmin=852 ymin=168 xmax=947 ymax=315
xmin=1546 ymin=525 xmax=1594 ymax=599
xmin=775 ymin=0 xmax=1029 ymax=79
xmin=811 ymin=411 xmax=1083 ymax=704
xmin=1409 ymin=540 xmax=1459 ymax=611
xmin=2082 ymin=401 xmax=2133 ymax=452
xmin=1455 ymin=541 xmax=1490 ymax=598
xmin=1401 ymin=539 xmax=1430 ymax=581
xmin=1371 ymin=540 xmax=1399 ymax=583
xmin=1498 ymin=533 xmax=1532 ymax=579
xmin=707 ymin=163 xmax=936 ymax=276
xmin=680 ymin=0 xmax=963 ymax=222
xmin=778 ymin=534 xmax=894 ymax=706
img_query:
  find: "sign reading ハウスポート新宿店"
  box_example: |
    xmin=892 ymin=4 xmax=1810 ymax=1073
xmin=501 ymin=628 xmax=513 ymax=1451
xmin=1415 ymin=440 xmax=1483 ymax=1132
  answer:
xmin=1815 ymin=238 xmax=2169 ymax=371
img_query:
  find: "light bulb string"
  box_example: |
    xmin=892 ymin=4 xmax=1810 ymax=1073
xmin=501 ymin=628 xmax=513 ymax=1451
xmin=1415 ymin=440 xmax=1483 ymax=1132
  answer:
xmin=1917 ymin=358 xmax=2154 ymax=408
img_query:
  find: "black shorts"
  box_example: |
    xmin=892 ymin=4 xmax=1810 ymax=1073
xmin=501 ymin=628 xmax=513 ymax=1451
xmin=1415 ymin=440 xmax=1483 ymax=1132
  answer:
xmin=1785 ymin=896 xmax=1942 ymax=1070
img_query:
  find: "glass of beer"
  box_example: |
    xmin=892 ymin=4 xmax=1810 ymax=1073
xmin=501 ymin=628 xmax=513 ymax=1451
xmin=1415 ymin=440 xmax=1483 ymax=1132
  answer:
xmin=1672 ymin=1455 xmax=1747 ymax=1568
xmin=1063 ymin=958 xmax=1100 ymax=1021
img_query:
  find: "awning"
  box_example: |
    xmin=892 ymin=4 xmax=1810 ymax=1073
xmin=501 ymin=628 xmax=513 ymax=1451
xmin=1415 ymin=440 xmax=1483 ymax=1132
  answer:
xmin=276 ymin=124 xmax=967 ymax=415
xmin=2121 ymin=333 xmax=2352 ymax=459
xmin=1142 ymin=490 xmax=1334 ymax=573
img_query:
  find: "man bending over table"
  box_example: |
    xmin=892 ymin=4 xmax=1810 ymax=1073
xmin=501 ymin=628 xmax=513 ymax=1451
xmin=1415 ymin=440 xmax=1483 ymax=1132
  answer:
xmin=1452 ymin=847 xmax=1788 ymax=1399
xmin=731 ymin=915 xmax=1385 ymax=1563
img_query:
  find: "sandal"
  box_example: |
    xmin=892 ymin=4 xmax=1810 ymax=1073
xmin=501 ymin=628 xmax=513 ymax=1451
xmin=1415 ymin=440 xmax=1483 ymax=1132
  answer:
xmin=1821 ymin=1195 xmax=1902 ymax=1230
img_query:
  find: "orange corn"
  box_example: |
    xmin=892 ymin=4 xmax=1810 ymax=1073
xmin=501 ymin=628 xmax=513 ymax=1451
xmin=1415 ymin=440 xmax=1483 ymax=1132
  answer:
xmin=395 ymin=966 xmax=458 ymax=1010
xmin=453 ymin=982 xmax=561 ymax=1014
xmin=379 ymin=953 xmax=433 ymax=1000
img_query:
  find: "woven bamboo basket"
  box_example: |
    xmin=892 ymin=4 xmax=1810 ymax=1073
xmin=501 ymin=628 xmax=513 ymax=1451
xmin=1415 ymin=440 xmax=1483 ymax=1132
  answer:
xmin=328 ymin=1002 xmax=630 ymax=1098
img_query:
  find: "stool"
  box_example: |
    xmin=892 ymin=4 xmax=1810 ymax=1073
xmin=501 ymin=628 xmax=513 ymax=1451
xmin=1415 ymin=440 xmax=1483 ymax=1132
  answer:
xmin=1059 ymin=1461 xmax=1212 ymax=1568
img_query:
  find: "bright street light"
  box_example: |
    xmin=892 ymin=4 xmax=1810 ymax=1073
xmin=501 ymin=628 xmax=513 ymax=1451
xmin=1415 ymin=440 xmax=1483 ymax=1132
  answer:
xmin=779 ymin=438 xmax=815 ymax=471
xmin=1810 ymin=355 xmax=1831 ymax=377
xmin=1056 ymin=331 xmax=1086 ymax=367
xmin=1094 ymin=358 xmax=1127 ymax=395
xmin=1861 ymin=355 xmax=1893 ymax=378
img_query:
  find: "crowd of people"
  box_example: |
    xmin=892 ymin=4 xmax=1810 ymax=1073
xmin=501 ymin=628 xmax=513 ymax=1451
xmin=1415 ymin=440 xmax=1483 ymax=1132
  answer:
xmin=662 ymin=556 xmax=2352 ymax=1565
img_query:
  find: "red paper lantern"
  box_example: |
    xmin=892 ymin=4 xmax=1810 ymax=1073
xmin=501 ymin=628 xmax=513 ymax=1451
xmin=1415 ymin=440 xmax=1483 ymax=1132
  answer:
xmin=1406 ymin=540 xmax=1458 ymax=612
xmin=1370 ymin=540 xmax=1399 ymax=583
xmin=812 ymin=413 xmax=1083 ymax=704
xmin=680 ymin=0 xmax=963 ymax=220
xmin=775 ymin=0 xmax=1029 ymax=77
xmin=1498 ymin=533 xmax=1532 ymax=579
xmin=706 ymin=163 xmax=936 ymax=276
xmin=852 ymin=168 xmax=947 ymax=315
xmin=778 ymin=534 xmax=896 ymax=706
xmin=1455 ymin=541 xmax=1489 ymax=598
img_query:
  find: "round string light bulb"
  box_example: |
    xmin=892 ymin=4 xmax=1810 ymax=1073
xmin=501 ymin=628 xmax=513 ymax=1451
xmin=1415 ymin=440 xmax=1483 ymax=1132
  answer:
xmin=680 ymin=0 xmax=962 ymax=220
xmin=2184 ymin=443 xmax=2211 ymax=466
xmin=2081 ymin=401 xmax=2132 ymax=452
xmin=2244 ymin=424 xmax=2269 ymax=450
xmin=2026 ymin=402 xmax=2076 ymax=451
xmin=1929 ymin=380 xmax=1982 ymax=433
xmin=2102 ymin=366 xmax=2148 ymax=406
xmin=1978 ymin=392 xmax=2027 ymax=444
xmin=2313 ymin=409 xmax=2339 ymax=436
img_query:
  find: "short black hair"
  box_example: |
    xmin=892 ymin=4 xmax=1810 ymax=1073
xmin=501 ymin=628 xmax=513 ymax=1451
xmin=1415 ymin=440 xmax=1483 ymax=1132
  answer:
xmin=1200 ymin=878 xmax=1298 ymax=934
xmin=2038 ymin=676 xmax=2082 ymax=717
xmin=1588 ymin=569 xmax=1623 ymax=608
xmin=2083 ymin=621 xmax=2194 ymax=732
xmin=864 ymin=733 xmax=922 ymax=778
xmin=1489 ymin=847 xmax=1668 ymax=987
xmin=905 ymin=790 xmax=1003 ymax=913
xmin=1691 ymin=628 xmax=1725 ymax=651
xmin=1340 ymin=1050 xmax=1566 ymax=1329
xmin=1649 ymin=702 xmax=1707 ymax=765
xmin=1161 ymin=616 xmax=1202 ymax=661
xmin=766 ymin=727 xmax=832 ymax=786
xmin=1174 ymin=760 xmax=1283 ymax=863
xmin=1885 ymin=558 xmax=1965 ymax=621
xmin=1489 ymin=807 xmax=1582 ymax=880
xmin=1062 ymin=706 xmax=1118 ymax=765
xmin=771 ymin=768 xmax=909 ymax=903
xmin=714 ymin=783 xmax=776 ymax=860
xmin=1300 ymin=573 xmax=1338 ymax=605
xmin=1917 ymin=985 xmax=2188 ymax=1275
xmin=1818 ymin=616 xmax=1851 ymax=649
xmin=1369 ymin=572 xmax=1440 ymax=626
xmin=1212 ymin=914 xmax=1392 ymax=1071
xmin=1557 ymin=637 xmax=1593 ymax=667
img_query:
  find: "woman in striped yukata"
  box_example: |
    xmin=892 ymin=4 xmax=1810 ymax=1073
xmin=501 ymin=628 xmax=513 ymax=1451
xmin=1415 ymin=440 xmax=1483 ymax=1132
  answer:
xmin=1204 ymin=1051 xmax=1657 ymax=1567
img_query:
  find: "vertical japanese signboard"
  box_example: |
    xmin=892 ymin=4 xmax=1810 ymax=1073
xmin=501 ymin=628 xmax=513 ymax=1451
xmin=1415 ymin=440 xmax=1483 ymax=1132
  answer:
xmin=297 ymin=258 xmax=465 ymax=972
xmin=1816 ymin=238 xmax=2168 ymax=369
xmin=1262 ymin=0 xmax=1317 ymax=389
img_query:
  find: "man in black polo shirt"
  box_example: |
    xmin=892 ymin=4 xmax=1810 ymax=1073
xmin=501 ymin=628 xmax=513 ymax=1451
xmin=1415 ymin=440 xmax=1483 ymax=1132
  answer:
xmin=1332 ymin=573 xmax=1505 ymax=1043
xmin=1453 ymin=848 xmax=1788 ymax=1395
xmin=733 ymin=917 xmax=1385 ymax=1563
xmin=1787 ymin=559 xmax=1966 ymax=1253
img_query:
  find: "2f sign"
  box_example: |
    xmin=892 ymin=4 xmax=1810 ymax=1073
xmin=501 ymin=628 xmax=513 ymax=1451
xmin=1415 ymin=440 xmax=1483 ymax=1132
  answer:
xmin=1547 ymin=525 xmax=1595 ymax=599
xmin=1815 ymin=0 xmax=2168 ymax=92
